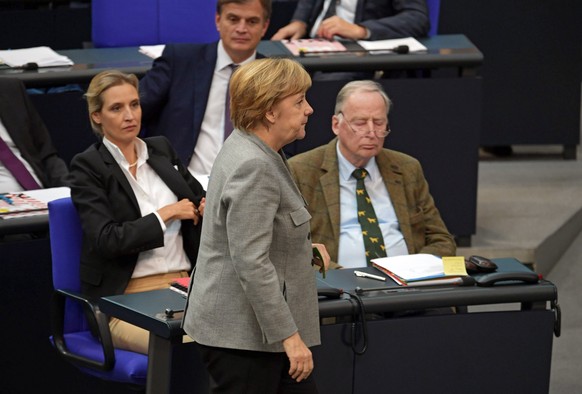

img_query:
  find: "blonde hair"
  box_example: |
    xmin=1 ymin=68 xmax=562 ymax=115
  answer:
xmin=85 ymin=70 xmax=139 ymax=136
xmin=229 ymin=58 xmax=311 ymax=131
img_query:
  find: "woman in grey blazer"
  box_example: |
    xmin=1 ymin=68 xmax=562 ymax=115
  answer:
xmin=183 ymin=58 xmax=330 ymax=393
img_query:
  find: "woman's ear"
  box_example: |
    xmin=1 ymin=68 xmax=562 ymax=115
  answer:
xmin=265 ymin=108 xmax=277 ymax=124
xmin=91 ymin=111 xmax=101 ymax=125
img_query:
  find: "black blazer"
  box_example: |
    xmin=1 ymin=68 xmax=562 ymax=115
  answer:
xmin=0 ymin=78 xmax=68 ymax=188
xmin=69 ymin=136 xmax=205 ymax=299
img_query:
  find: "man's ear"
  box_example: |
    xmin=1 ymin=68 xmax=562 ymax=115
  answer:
xmin=331 ymin=114 xmax=340 ymax=136
xmin=215 ymin=12 xmax=221 ymax=32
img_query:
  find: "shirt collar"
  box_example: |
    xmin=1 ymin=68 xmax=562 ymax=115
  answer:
xmin=336 ymin=141 xmax=379 ymax=182
xmin=103 ymin=137 xmax=149 ymax=168
xmin=216 ymin=39 xmax=257 ymax=71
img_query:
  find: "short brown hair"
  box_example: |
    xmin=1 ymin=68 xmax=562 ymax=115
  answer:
xmin=217 ymin=0 xmax=272 ymax=20
xmin=229 ymin=58 xmax=311 ymax=132
xmin=85 ymin=70 xmax=139 ymax=136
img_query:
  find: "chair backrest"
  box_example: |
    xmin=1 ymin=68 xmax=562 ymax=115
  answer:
xmin=48 ymin=197 xmax=86 ymax=333
xmin=92 ymin=0 xmax=219 ymax=48
xmin=426 ymin=0 xmax=440 ymax=37
xmin=49 ymin=197 xmax=83 ymax=291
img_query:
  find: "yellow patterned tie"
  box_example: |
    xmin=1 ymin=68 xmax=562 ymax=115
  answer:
xmin=352 ymin=168 xmax=387 ymax=266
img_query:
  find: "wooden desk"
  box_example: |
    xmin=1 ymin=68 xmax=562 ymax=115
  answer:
xmin=100 ymin=259 xmax=558 ymax=394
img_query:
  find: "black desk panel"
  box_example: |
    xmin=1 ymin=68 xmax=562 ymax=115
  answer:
xmin=100 ymin=259 xmax=557 ymax=394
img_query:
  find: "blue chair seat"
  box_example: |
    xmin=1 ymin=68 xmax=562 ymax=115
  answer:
xmin=51 ymin=331 xmax=148 ymax=385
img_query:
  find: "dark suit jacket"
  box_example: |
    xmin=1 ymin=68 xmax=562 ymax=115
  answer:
xmin=292 ymin=0 xmax=429 ymax=40
xmin=288 ymin=138 xmax=456 ymax=265
xmin=139 ymin=41 xmax=264 ymax=165
xmin=69 ymin=136 xmax=205 ymax=299
xmin=0 ymin=78 xmax=68 ymax=188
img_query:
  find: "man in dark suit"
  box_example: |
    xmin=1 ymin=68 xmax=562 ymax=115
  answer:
xmin=140 ymin=0 xmax=271 ymax=178
xmin=0 ymin=78 xmax=68 ymax=192
xmin=289 ymin=80 xmax=455 ymax=268
xmin=271 ymin=0 xmax=429 ymax=41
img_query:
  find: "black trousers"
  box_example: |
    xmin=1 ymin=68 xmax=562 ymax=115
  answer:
xmin=197 ymin=344 xmax=318 ymax=394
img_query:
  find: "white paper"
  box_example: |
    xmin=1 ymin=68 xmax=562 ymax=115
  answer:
xmin=139 ymin=45 xmax=166 ymax=59
xmin=0 ymin=46 xmax=74 ymax=68
xmin=357 ymin=37 xmax=427 ymax=53
xmin=372 ymin=253 xmax=444 ymax=281
xmin=26 ymin=187 xmax=71 ymax=203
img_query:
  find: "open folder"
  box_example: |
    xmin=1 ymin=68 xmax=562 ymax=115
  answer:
xmin=0 ymin=46 xmax=74 ymax=68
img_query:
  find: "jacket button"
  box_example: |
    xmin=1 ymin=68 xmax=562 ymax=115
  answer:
xmin=307 ymin=232 xmax=311 ymax=240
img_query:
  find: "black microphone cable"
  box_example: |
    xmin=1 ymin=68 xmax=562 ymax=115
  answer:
xmin=344 ymin=289 xmax=368 ymax=355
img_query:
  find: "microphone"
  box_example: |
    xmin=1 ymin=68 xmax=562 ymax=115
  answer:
xmin=389 ymin=45 xmax=409 ymax=54
xmin=20 ymin=62 xmax=39 ymax=70
xmin=355 ymin=275 xmax=476 ymax=294
xmin=297 ymin=44 xmax=410 ymax=57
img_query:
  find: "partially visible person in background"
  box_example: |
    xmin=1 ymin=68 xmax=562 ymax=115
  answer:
xmin=271 ymin=0 xmax=429 ymax=41
xmin=0 ymin=78 xmax=68 ymax=193
xmin=139 ymin=0 xmax=271 ymax=181
xmin=289 ymin=80 xmax=455 ymax=268
xmin=68 ymin=70 xmax=205 ymax=354
xmin=183 ymin=58 xmax=330 ymax=393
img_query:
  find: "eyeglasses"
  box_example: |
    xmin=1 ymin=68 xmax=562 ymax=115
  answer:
xmin=338 ymin=111 xmax=391 ymax=138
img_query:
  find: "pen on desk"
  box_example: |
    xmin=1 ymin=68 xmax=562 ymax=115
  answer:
xmin=354 ymin=270 xmax=386 ymax=281
xmin=0 ymin=194 xmax=14 ymax=205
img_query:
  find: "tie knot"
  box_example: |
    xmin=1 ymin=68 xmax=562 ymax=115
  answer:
xmin=352 ymin=168 xmax=368 ymax=180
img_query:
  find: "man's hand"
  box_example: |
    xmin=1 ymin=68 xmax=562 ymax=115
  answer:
xmin=316 ymin=16 xmax=368 ymax=40
xmin=271 ymin=20 xmax=308 ymax=40
xmin=282 ymin=332 xmax=314 ymax=382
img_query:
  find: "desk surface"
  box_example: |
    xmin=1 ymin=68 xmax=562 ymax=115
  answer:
xmin=0 ymin=187 xmax=70 ymax=236
xmin=0 ymin=35 xmax=482 ymax=87
xmin=100 ymin=258 xmax=556 ymax=340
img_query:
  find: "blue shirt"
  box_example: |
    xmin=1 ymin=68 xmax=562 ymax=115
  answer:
xmin=336 ymin=143 xmax=408 ymax=268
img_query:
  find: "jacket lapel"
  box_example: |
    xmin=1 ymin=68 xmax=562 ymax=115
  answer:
xmin=146 ymin=146 xmax=196 ymax=201
xmin=321 ymin=139 xmax=341 ymax=244
xmin=193 ymin=43 xmax=218 ymax=133
xmin=377 ymin=150 xmax=413 ymax=252
xmin=97 ymin=144 xmax=141 ymax=214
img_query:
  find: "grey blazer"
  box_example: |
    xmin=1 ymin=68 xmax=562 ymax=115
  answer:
xmin=183 ymin=130 xmax=320 ymax=353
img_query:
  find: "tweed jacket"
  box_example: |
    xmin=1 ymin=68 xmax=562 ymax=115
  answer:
xmin=288 ymin=138 xmax=456 ymax=265
xmin=183 ymin=130 xmax=320 ymax=353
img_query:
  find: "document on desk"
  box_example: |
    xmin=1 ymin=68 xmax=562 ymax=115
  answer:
xmin=357 ymin=37 xmax=427 ymax=54
xmin=0 ymin=46 xmax=74 ymax=68
xmin=0 ymin=187 xmax=70 ymax=220
xmin=139 ymin=45 xmax=166 ymax=59
xmin=371 ymin=254 xmax=467 ymax=285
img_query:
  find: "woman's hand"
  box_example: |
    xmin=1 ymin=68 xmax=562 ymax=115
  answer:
xmin=312 ymin=243 xmax=331 ymax=272
xmin=157 ymin=198 xmax=201 ymax=225
xmin=282 ymin=332 xmax=313 ymax=382
xmin=198 ymin=197 xmax=206 ymax=217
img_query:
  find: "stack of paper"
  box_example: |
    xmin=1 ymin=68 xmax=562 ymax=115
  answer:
xmin=139 ymin=45 xmax=166 ymax=59
xmin=371 ymin=254 xmax=467 ymax=285
xmin=0 ymin=46 xmax=73 ymax=68
xmin=357 ymin=37 xmax=427 ymax=54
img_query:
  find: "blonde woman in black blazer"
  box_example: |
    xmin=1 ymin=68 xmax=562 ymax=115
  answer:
xmin=69 ymin=70 xmax=205 ymax=354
